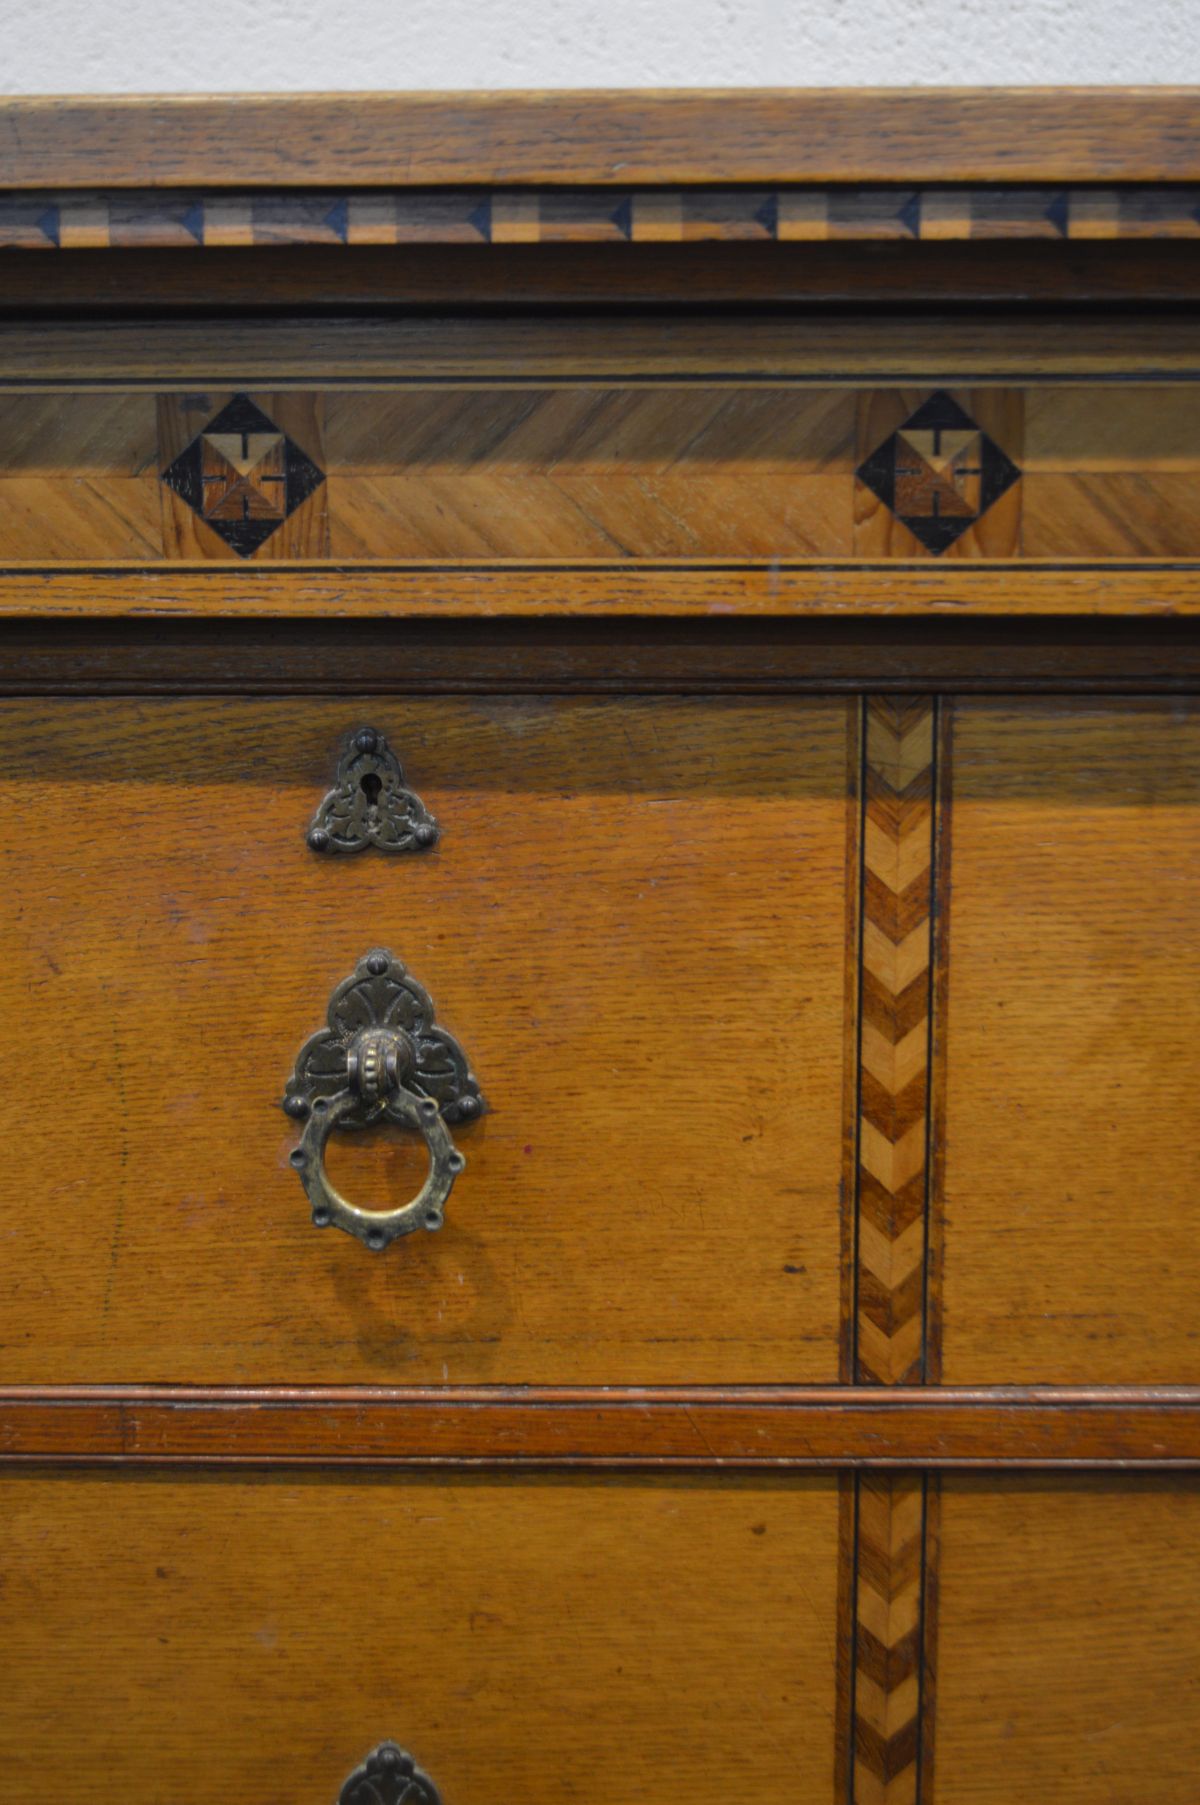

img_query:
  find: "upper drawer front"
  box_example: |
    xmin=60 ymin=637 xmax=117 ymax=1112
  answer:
xmin=940 ymin=698 xmax=1200 ymax=1383
xmin=0 ymin=694 xmax=851 ymax=1384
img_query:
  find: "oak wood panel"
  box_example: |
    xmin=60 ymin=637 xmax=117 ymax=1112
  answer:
xmin=1 ymin=90 xmax=1197 ymax=187
xmin=0 ymin=695 xmax=850 ymax=1385
xmin=1023 ymin=386 xmax=1200 ymax=558
xmin=0 ymin=1469 xmax=839 ymax=1804
xmin=1 ymin=314 xmax=1195 ymax=383
xmin=941 ymin=698 xmax=1200 ymax=1383
xmin=935 ymin=1475 xmax=1200 ymax=1802
xmin=4 ymin=1386 xmax=1198 ymax=1466
xmin=323 ymin=386 xmax=856 ymax=561
xmin=0 ymin=390 xmax=160 ymax=559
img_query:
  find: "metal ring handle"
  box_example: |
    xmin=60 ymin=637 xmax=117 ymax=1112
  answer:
xmin=282 ymin=950 xmax=483 ymax=1250
xmin=290 ymin=1084 xmax=466 ymax=1251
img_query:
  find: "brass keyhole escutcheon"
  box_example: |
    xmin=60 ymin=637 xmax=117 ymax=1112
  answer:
xmin=282 ymin=950 xmax=484 ymax=1250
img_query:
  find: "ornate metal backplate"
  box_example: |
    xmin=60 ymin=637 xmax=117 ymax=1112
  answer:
xmin=336 ymin=1743 xmax=443 ymax=1805
xmin=282 ymin=950 xmax=484 ymax=1248
xmin=283 ymin=949 xmax=483 ymax=1130
xmin=308 ymin=727 xmax=439 ymax=855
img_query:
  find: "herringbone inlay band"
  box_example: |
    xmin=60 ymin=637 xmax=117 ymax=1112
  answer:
xmin=847 ymin=697 xmax=940 ymax=1805
xmin=857 ymin=697 xmax=935 ymax=1388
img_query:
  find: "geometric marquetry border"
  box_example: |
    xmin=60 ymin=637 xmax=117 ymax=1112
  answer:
xmin=3 ymin=186 xmax=1200 ymax=249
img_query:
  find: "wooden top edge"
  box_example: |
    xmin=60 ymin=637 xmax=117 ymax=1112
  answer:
xmin=2 ymin=88 xmax=1199 ymax=188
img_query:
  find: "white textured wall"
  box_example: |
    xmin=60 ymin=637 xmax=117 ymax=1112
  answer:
xmin=0 ymin=0 xmax=1196 ymax=93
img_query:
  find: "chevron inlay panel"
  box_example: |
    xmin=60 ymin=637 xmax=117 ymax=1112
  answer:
xmin=846 ymin=697 xmax=940 ymax=1805
xmin=853 ymin=1474 xmax=933 ymax=1805
xmin=857 ymin=696 xmax=936 ymax=1388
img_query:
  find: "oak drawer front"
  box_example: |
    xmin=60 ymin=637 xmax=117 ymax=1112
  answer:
xmin=0 ymin=1469 xmax=839 ymax=1804
xmin=939 ymin=698 xmax=1200 ymax=1383
xmin=0 ymin=694 xmax=851 ymax=1384
xmin=935 ymin=1475 xmax=1200 ymax=1802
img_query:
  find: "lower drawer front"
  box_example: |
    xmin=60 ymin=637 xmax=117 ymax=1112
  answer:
xmin=0 ymin=1471 xmax=840 ymax=1804
xmin=935 ymin=1475 xmax=1200 ymax=1802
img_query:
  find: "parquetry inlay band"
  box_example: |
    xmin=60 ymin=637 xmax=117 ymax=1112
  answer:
xmin=846 ymin=696 xmax=940 ymax=1805
xmin=3 ymin=186 xmax=1199 ymax=250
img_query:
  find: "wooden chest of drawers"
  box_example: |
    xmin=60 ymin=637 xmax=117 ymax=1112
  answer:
xmin=2 ymin=87 xmax=1200 ymax=1804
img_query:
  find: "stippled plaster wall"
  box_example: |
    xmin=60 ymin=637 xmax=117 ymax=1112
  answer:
xmin=0 ymin=0 xmax=1196 ymax=93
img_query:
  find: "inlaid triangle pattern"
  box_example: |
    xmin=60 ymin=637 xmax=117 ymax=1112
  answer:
xmin=161 ymin=393 xmax=325 ymax=557
xmin=856 ymin=392 xmax=1020 ymax=554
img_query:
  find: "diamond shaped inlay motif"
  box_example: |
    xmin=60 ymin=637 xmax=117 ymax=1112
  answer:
xmin=856 ymin=390 xmax=1021 ymax=554
xmin=161 ymin=393 xmax=325 ymax=557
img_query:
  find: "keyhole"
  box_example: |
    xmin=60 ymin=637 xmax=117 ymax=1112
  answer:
xmin=359 ymin=772 xmax=382 ymax=808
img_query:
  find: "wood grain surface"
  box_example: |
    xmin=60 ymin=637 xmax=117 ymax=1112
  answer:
xmin=940 ymin=698 xmax=1200 ymax=1383
xmin=0 ymin=1469 xmax=840 ymax=1804
xmin=935 ymin=1475 xmax=1200 ymax=1802
xmin=1 ymin=90 xmax=1197 ymax=187
xmin=7 ymin=566 xmax=1200 ymax=622
xmin=1 ymin=313 xmax=1195 ymax=383
xmin=0 ymin=695 xmax=851 ymax=1385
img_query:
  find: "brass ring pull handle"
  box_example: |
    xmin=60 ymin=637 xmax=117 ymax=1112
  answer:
xmin=282 ymin=950 xmax=484 ymax=1251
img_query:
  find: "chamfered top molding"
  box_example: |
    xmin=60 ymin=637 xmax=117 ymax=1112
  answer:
xmin=1 ymin=88 xmax=1198 ymax=188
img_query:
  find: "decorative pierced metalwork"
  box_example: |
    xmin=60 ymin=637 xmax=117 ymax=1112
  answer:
xmin=336 ymin=1743 xmax=443 ymax=1805
xmin=282 ymin=949 xmax=484 ymax=1249
xmin=283 ymin=949 xmax=482 ymax=1130
xmin=308 ymin=727 xmax=439 ymax=856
